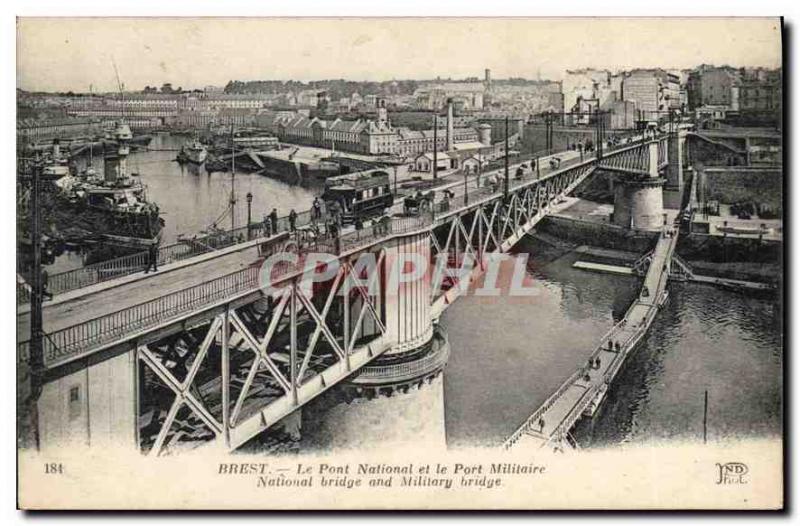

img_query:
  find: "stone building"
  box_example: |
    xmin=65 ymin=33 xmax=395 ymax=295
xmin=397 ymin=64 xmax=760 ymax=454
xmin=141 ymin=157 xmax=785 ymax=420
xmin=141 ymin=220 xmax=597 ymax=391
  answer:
xmin=621 ymin=69 xmax=681 ymax=123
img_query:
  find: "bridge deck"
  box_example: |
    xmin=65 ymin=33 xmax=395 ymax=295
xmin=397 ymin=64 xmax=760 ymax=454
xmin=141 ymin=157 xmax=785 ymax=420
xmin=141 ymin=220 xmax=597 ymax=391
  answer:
xmin=17 ymin=244 xmax=263 ymax=342
xmin=506 ymin=229 xmax=678 ymax=451
xmin=19 ymin=137 xmax=661 ymax=371
xmin=19 ymin=150 xmax=588 ymax=339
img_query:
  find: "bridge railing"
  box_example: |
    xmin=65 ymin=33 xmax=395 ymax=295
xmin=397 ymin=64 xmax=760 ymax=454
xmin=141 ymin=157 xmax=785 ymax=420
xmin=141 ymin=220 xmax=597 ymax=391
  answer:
xmin=20 ymin=139 xmax=673 ymax=369
xmin=17 ymin=209 xmax=316 ymax=305
xmin=20 ymin=210 xmax=434 ymax=367
xmin=548 ymin=232 xmax=678 ymax=445
xmin=504 ymin=224 xmax=677 ymax=450
xmin=433 ymin=148 xmax=598 ymax=219
xmin=38 ymin=265 xmax=261 ymax=366
xmin=338 ymin=213 xmax=432 ymax=255
xmin=18 ymin=136 xmax=664 ymax=305
xmin=502 ymin=367 xmax=585 ymax=449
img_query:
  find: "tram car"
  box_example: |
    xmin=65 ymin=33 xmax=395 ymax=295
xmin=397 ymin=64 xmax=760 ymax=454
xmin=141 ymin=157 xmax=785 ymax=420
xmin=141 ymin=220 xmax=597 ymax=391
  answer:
xmin=321 ymin=169 xmax=394 ymax=225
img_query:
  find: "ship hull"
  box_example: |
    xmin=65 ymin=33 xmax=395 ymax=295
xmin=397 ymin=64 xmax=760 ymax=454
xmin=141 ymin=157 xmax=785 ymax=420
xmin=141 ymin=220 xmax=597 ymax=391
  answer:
xmin=187 ymin=151 xmax=207 ymax=164
xmin=54 ymin=195 xmax=164 ymax=247
xmin=177 ymin=149 xmax=208 ymax=165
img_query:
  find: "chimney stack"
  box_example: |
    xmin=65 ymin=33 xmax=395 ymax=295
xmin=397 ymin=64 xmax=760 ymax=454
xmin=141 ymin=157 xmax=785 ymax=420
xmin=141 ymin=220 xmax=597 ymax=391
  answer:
xmin=446 ymin=98 xmax=454 ymax=151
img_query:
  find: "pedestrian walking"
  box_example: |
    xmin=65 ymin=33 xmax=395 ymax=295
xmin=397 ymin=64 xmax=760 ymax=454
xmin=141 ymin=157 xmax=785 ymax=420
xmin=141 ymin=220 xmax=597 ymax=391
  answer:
xmin=329 ymin=220 xmax=341 ymax=254
xmin=312 ymin=197 xmax=321 ymax=222
xmin=289 ymin=209 xmax=297 ymax=232
xmin=145 ymin=242 xmax=159 ymax=274
xmin=538 ymin=417 xmax=545 ymax=433
xmin=41 ymin=270 xmax=53 ymax=300
xmin=269 ymin=208 xmax=279 ymax=234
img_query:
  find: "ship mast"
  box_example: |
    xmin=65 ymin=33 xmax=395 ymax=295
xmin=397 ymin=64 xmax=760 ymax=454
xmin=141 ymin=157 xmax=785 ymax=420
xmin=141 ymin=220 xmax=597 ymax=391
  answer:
xmin=230 ymin=124 xmax=236 ymax=230
xmin=108 ymin=59 xmax=130 ymax=183
xmin=112 ymin=58 xmax=125 ymax=124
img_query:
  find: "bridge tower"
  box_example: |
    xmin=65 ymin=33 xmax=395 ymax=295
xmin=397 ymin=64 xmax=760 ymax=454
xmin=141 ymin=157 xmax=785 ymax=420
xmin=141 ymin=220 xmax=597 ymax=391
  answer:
xmin=302 ymin=232 xmax=449 ymax=451
xmin=612 ymin=140 xmax=666 ymax=231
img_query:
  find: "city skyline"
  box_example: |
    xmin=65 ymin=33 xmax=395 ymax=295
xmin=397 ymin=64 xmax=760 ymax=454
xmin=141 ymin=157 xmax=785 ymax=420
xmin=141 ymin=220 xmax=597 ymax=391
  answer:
xmin=17 ymin=17 xmax=781 ymax=92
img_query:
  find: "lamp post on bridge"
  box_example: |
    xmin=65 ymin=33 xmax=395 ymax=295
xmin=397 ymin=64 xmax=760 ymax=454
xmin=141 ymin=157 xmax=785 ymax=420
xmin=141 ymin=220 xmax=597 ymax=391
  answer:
xmin=464 ymin=167 xmax=468 ymax=206
xmin=504 ymin=116 xmax=510 ymax=201
xmin=246 ymin=191 xmax=253 ymax=239
xmin=29 ymin=155 xmax=44 ymax=395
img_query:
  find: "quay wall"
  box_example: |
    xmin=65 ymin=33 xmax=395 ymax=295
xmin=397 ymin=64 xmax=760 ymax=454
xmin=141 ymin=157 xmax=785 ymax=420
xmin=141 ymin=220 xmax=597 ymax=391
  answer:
xmin=687 ymin=135 xmax=748 ymax=167
xmin=538 ymin=214 xmax=781 ymax=284
xmin=535 ymin=215 xmax=659 ymax=254
xmin=699 ymin=167 xmax=782 ymax=209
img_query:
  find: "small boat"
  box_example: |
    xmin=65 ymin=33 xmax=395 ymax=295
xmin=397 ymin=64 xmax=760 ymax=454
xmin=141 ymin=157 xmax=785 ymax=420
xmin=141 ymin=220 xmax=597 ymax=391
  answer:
xmin=204 ymin=155 xmax=229 ymax=173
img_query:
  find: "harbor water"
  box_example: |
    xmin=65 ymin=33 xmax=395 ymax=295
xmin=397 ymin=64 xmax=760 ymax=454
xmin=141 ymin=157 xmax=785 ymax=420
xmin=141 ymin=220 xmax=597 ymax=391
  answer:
xmin=440 ymin=236 xmax=782 ymax=449
xmin=46 ymin=134 xmax=318 ymax=273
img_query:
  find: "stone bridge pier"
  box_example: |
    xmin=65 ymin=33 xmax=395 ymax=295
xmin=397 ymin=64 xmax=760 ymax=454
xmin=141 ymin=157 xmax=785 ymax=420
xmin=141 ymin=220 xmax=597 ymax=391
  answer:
xmin=301 ymin=232 xmax=449 ymax=452
xmin=611 ymin=140 xmax=667 ymax=231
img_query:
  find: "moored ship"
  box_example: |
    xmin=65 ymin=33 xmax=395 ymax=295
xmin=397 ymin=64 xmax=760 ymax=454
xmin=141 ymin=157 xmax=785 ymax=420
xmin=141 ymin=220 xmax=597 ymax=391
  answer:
xmin=176 ymin=139 xmax=208 ymax=165
xmin=58 ymin=122 xmax=164 ymax=247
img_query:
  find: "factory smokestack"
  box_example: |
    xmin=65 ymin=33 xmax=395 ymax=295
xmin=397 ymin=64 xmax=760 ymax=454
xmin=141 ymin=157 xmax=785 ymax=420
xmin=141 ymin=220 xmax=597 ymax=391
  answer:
xmin=446 ymin=98 xmax=454 ymax=151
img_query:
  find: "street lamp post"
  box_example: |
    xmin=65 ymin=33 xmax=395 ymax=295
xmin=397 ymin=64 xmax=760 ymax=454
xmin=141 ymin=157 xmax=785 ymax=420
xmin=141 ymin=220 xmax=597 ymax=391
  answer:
xmin=477 ymin=149 xmax=483 ymax=189
xmin=246 ymin=191 xmax=253 ymax=239
xmin=29 ymin=155 xmax=43 ymax=400
xmin=464 ymin=168 xmax=468 ymax=206
xmin=503 ymin=116 xmax=509 ymax=201
xmin=432 ymin=114 xmax=438 ymax=181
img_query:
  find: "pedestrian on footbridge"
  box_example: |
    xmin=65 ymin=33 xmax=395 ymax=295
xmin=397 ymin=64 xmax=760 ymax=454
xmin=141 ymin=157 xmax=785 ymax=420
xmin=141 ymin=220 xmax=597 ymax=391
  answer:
xmin=538 ymin=417 xmax=546 ymax=433
xmin=289 ymin=209 xmax=298 ymax=232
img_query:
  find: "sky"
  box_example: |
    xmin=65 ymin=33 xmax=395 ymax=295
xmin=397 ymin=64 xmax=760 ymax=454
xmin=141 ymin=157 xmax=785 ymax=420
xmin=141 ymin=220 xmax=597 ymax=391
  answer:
xmin=16 ymin=17 xmax=782 ymax=92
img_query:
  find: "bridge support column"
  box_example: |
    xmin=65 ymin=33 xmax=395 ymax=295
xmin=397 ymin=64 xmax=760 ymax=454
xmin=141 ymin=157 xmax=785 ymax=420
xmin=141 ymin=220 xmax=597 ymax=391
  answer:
xmin=36 ymin=349 xmax=138 ymax=452
xmin=613 ymin=177 xmax=665 ymax=231
xmin=301 ymin=233 xmax=448 ymax=452
xmin=612 ymin=141 xmax=666 ymax=232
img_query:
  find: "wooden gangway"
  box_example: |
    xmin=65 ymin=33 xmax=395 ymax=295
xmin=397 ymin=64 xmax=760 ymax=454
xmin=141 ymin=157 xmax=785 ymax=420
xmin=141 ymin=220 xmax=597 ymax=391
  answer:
xmin=504 ymin=227 xmax=680 ymax=452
